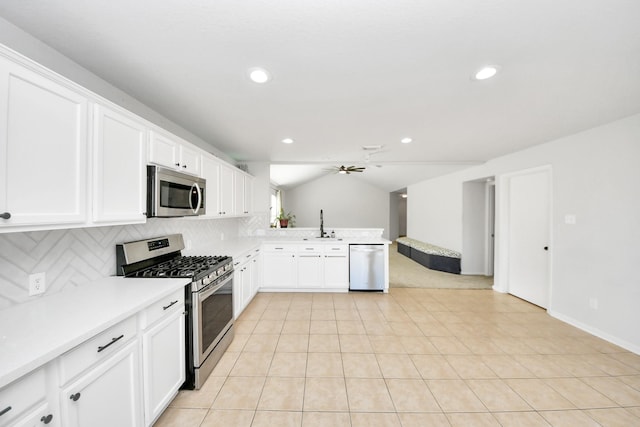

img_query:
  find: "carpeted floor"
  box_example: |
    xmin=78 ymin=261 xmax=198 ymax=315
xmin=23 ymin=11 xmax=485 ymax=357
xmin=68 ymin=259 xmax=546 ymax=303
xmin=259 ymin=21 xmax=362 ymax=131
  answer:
xmin=389 ymin=242 xmax=494 ymax=289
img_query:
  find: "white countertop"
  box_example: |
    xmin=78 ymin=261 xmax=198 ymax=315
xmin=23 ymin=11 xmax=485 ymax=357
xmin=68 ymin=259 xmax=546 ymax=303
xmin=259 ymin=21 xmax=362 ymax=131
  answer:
xmin=0 ymin=276 xmax=189 ymax=389
xmin=183 ymin=237 xmax=391 ymax=259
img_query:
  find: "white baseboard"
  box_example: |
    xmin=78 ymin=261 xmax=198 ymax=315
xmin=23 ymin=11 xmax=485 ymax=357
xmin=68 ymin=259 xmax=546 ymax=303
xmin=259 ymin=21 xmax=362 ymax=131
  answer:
xmin=548 ymin=310 xmax=640 ymax=355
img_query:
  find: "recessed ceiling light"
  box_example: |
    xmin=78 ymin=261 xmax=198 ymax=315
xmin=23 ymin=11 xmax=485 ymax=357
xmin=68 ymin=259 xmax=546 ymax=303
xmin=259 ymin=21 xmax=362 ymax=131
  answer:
xmin=248 ymin=67 xmax=271 ymax=83
xmin=400 ymin=137 xmax=412 ymax=144
xmin=473 ymin=65 xmax=499 ymax=81
xmin=281 ymin=138 xmax=294 ymax=144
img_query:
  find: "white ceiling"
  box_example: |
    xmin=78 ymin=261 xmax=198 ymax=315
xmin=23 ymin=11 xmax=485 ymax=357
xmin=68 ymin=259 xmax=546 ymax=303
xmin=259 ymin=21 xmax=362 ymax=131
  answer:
xmin=1 ymin=0 xmax=639 ymax=191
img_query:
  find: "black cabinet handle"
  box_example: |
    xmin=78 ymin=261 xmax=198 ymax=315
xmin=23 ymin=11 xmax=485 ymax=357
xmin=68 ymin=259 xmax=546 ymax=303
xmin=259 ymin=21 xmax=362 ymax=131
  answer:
xmin=0 ymin=406 xmax=11 ymax=416
xmin=163 ymin=300 xmax=178 ymax=310
xmin=97 ymin=334 xmax=124 ymax=353
xmin=0 ymin=212 xmax=10 ymax=220
xmin=175 ymin=163 xmax=180 ymax=167
xmin=41 ymin=414 xmax=53 ymax=424
xmin=182 ymin=164 xmax=187 ymax=168
xmin=70 ymin=393 xmax=81 ymax=401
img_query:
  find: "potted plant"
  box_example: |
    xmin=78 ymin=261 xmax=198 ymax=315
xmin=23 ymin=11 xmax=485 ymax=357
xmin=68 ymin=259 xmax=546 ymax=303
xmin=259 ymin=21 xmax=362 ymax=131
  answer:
xmin=275 ymin=208 xmax=296 ymax=228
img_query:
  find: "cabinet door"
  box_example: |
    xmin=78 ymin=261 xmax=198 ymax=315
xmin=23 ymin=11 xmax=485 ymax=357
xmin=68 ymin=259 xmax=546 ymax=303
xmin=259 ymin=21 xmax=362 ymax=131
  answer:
xmin=249 ymin=253 xmax=260 ymax=297
xmin=92 ymin=105 xmax=147 ymax=223
xmin=0 ymin=56 xmax=88 ymax=227
xmin=201 ymin=156 xmax=221 ymax=217
xmin=218 ymin=164 xmax=234 ymax=216
xmin=324 ymin=255 xmax=349 ymax=290
xmin=262 ymin=251 xmax=297 ymax=289
xmin=60 ymin=340 xmax=142 ymax=427
xmin=142 ymin=310 xmax=185 ymax=427
xmin=244 ymin=175 xmax=254 ymax=215
xmin=179 ymin=145 xmax=201 ymax=176
xmin=233 ymin=264 xmax=245 ymax=318
xmin=10 ymin=402 xmax=54 ymax=427
xmin=298 ymin=254 xmax=323 ymax=288
xmin=148 ymin=130 xmax=178 ymax=169
xmin=233 ymin=170 xmax=245 ymax=215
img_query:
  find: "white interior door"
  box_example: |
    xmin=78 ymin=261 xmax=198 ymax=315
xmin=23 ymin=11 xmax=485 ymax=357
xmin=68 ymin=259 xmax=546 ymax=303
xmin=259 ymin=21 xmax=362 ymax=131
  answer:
xmin=506 ymin=167 xmax=551 ymax=308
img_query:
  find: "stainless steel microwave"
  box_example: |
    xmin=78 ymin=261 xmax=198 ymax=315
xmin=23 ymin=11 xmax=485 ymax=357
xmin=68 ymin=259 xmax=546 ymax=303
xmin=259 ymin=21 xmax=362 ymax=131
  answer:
xmin=147 ymin=165 xmax=206 ymax=217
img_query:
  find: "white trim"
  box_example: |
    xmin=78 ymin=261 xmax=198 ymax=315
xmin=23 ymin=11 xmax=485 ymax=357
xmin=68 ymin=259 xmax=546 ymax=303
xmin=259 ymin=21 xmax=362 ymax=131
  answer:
xmin=549 ymin=310 xmax=640 ymax=355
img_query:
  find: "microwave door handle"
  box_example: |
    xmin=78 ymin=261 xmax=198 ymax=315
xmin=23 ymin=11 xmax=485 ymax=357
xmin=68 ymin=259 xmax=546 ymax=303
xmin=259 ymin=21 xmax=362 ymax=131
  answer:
xmin=190 ymin=183 xmax=201 ymax=214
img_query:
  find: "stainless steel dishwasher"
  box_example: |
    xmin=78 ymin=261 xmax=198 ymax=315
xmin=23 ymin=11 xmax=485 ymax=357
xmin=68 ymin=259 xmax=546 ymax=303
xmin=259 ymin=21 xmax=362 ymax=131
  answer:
xmin=349 ymin=244 xmax=385 ymax=291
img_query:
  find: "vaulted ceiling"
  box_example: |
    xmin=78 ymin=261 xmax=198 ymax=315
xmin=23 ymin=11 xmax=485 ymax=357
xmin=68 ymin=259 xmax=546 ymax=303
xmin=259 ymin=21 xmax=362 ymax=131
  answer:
xmin=1 ymin=0 xmax=639 ymax=191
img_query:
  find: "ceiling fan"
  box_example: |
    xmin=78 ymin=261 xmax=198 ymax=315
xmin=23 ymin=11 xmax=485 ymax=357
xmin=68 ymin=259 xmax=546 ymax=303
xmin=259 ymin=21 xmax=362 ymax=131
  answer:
xmin=327 ymin=165 xmax=366 ymax=174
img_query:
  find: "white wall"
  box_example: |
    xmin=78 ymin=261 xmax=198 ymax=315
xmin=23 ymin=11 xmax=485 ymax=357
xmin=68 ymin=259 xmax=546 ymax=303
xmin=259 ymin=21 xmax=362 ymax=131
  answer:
xmin=408 ymin=113 xmax=640 ymax=352
xmin=388 ymin=193 xmax=399 ymax=241
xmin=286 ymin=174 xmax=390 ymax=238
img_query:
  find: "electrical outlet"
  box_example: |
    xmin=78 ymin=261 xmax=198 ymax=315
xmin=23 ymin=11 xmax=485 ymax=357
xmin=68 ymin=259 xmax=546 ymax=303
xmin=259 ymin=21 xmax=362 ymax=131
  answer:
xmin=29 ymin=272 xmax=46 ymax=296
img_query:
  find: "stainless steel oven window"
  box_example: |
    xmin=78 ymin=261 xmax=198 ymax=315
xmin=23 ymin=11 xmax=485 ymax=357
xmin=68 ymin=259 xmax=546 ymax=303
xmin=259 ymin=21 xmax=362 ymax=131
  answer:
xmin=193 ymin=273 xmax=233 ymax=365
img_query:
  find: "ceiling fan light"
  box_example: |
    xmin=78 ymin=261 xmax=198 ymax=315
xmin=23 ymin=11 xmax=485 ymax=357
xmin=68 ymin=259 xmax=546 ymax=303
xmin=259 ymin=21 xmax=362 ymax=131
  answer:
xmin=338 ymin=170 xmax=347 ymax=174
xmin=281 ymin=138 xmax=294 ymax=144
xmin=401 ymin=137 xmax=412 ymax=144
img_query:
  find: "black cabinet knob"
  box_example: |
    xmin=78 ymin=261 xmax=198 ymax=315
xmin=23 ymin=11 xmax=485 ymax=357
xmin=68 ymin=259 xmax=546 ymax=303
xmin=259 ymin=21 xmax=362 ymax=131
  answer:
xmin=0 ymin=212 xmax=10 ymax=220
xmin=544 ymin=246 xmax=549 ymax=251
xmin=70 ymin=392 xmax=81 ymax=401
xmin=41 ymin=414 xmax=53 ymax=424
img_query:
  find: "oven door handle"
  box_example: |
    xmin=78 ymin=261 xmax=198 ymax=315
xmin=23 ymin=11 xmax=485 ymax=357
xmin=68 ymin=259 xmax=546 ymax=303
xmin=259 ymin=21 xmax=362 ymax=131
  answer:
xmin=199 ymin=273 xmax=232 ymax=300
xmin=189 ymin=182 xmax=202 ymax=214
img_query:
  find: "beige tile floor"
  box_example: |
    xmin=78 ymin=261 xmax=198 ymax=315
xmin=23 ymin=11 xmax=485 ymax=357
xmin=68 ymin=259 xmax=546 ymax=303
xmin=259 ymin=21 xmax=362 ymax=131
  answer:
xmin=155 ymin=289 xmax=640 ymax=426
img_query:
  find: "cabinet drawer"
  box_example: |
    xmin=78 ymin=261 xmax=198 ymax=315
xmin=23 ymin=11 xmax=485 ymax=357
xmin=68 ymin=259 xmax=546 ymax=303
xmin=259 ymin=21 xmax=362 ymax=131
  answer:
xmin=139 ymin=289 xmax=185 ymax=330
xmin=0 ymin=367 xmax=46 ymax=427
xmin=298 ymin=244 xmax=323 ymax=254
xmin=262 ymin=244 xmax=295 ymax=252
xmin=59 ymin=316 xmax=136 ymax=384
xmin=324 ymin=245 xmax=348 ymax=255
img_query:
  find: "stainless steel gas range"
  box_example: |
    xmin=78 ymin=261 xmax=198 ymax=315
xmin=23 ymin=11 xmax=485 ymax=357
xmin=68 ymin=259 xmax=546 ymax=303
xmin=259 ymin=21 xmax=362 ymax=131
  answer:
xmin=116 ymin=234 xmax=234 ymax=390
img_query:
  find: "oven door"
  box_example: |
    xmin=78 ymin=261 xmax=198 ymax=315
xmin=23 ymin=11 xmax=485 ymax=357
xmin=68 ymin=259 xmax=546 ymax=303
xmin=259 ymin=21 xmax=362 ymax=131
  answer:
xmin=148 ymin=165 xmax=206 ymax=217
xmin=192 ymin=272 xmax=233 ymax=367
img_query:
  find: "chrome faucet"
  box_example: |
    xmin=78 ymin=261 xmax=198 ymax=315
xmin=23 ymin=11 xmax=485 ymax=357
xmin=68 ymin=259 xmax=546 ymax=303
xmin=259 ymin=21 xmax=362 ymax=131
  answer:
xmin=320 ymin=209 xmax=325 ymax=237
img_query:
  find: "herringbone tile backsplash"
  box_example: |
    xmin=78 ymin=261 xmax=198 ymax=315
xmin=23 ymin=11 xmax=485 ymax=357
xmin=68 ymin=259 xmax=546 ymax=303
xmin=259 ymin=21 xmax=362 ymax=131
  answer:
xmin=0 ymin=216 xmax=263 ymax=309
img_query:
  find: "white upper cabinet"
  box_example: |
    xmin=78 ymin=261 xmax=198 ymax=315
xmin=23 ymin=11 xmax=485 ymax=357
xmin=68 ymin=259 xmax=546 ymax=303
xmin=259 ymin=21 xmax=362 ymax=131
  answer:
xmin=218 ymin=163 xmax=234 ymax=216
xmin=233 ymin=171 xmax=254 ymax=215
xmin=200 ymin=155 xmax=221 ymax=217
xmin=149 ymin=130 xmax=201 ymax=176
xmin=0 ymin=54 xmax=88 ymax=229
xmin=92 ymin=104 xmax=147 ymax=224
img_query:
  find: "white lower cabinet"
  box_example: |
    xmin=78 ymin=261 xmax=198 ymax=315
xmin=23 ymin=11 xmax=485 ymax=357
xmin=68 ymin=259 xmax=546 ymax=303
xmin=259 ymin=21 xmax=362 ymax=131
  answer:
xmin=261 ymin=243 xmax=349 ymax=291
xmin=233 ymin=248 xmax=261 ymax=318
xmin=59 ymin=340 xmax=142 ymax=427
xmin=262 ymin=247 xmax=297 ymax=290
xmin=0 ymin=291 xmax=187 ymax=427
xmin=0 ymin=367 xmax=52 ymax=427
xmin=10 ymin=402 xmax=54 ymax=427
xmin=141 ymin=309 xmax=185 ymax=426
